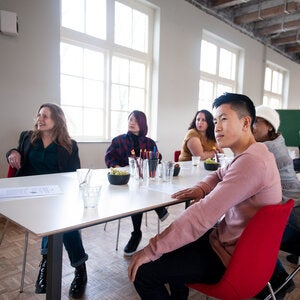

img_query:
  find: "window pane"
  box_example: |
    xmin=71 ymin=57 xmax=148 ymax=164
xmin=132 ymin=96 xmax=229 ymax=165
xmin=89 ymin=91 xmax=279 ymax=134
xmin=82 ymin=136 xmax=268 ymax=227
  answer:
xmin=219 ymin=48 xmax=236 ymax=80
xmin=200 ymin=40 xmax=217 ymax=74
xmin=111 ymin=111 xmax=128 ymax=137
xmin=264 ymin=67 xmax=271 ymax=91
xmin=61 ymin=75 xmax=83 ymax=106
xmin=112 ymin=56 xmax=129 ymax=85
xmin=111 ymin=84 xmax=129 ymax=110
xmin=84 ymin=49 xmax=104 ymax=80
xmin=199 ymin=79 xmax=214 ymax=110
xmin=271 ymin=70 xmax=283 ymax=94
xmin=83 ymin=108 xmax=104 ymax=136
xmin=130 ymin=61 xmax=146 ymax=88
xmin=129 ymin=87 xmax=145 ymax=111
xmin=61 ymin=0 xmax=84 ymax=33
xmin=63 ymin=106 xmax=83 ymax=136
xmin=86 ymin=0 xmax=106 ymax=39
xmin=115 ymin=1 xmax=148 ymax=52
xmin=84 ymin=79 xmax=103 ymax=108
xmin=216 ymin=83 xmax=232 ymax=96
xmin=115 ymin=2 xmax=132 ymax=49
xmin=269 ymin=97 xmax=280 ymax=109
xmin=199 ymin=79 xmax=213 ymax=102
xmin=132 ymin=9 xmax=148 ymax=52
xmin=60 ymin=43 xmax=83 ymax=76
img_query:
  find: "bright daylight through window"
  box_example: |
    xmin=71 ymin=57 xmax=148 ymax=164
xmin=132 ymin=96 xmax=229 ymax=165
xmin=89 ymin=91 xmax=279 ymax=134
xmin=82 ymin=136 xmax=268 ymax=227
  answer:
xmin=199 ymin=33 xmax=239 ymax=112
xmin=60 ymin=0 xmax=154 ymax=141
xmin=263 ymin=63 xmax=286 ymax=109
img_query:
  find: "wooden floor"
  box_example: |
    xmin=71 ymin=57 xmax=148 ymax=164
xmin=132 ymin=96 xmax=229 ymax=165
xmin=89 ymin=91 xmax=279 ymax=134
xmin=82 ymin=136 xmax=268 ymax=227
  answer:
xmin=0 ymin=203 xmax=299 ymax=300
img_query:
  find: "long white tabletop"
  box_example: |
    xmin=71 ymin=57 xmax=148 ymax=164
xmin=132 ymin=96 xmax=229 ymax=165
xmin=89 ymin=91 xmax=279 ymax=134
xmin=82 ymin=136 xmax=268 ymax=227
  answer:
xmin=0 ymin=161 xmax=211 ymax=299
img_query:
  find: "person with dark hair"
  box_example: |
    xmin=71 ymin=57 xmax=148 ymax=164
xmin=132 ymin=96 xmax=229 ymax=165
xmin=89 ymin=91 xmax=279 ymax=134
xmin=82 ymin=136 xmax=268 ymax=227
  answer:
xmin=179 ymin=109 xmax=222 ymax=161
xmin=105 ymin=110 xmax=169 ymax=256
xmin=6 ymin=103 xmax=88 ymax=298
xmin=253 ymin=105 xmax=299 ymax=298
xmin=128 ymin=93 xmax=282 ymax=299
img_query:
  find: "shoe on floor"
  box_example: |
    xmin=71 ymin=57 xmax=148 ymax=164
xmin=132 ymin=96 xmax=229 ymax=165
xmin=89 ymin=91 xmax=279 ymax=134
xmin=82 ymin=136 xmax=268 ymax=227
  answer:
xmin=69 ymin=262 xmax=87 ymax=298
xmin=286 ymin=254 xmax=299 ymax=265
xmin=124 ymin=231 xmax=142 ymax=256
xmin=157 ymin=207 xmax=169 ymax=222
xmin=35 ymin=255 xmax=47 ymax=294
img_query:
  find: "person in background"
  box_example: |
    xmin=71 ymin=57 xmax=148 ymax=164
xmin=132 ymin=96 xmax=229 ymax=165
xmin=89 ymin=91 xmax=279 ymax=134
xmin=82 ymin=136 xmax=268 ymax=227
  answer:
xmin=128 ymin=93 xmax=282 ymax=299
xmin=6 ymin=103 xmax=88 ymax=298
xmin=253 ymin=105 xmax=300 ymax=297
xmin=105 ymin=110 xmax=169 ymax=256
xmin=179 ymin=109 xmax=222 ymax=161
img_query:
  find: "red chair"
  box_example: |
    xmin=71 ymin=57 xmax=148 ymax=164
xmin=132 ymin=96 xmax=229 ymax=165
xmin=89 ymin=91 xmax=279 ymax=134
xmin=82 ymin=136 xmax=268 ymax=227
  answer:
xmin=187 ymin=199 xmax=294 ymax=300
xmin=174 ymin=150 xmax=181 ymax=162
xmin=7 ymin=165 xmax=17 ymax=177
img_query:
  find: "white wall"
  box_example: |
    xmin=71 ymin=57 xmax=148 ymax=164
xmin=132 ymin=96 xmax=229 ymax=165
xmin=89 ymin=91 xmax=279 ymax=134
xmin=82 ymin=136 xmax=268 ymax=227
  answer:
xmin=0 ymin=0 xmax=299 ymax=178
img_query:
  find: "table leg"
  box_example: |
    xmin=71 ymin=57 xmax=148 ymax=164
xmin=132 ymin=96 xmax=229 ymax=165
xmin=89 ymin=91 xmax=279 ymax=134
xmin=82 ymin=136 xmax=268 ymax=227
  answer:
xmin=46 ymin=233 xmax=63 ymax=300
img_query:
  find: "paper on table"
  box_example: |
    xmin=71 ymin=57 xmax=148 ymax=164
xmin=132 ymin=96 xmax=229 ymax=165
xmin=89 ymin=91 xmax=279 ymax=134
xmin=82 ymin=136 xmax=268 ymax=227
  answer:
xmin=0 ymin=185 xmax=63 ymax=200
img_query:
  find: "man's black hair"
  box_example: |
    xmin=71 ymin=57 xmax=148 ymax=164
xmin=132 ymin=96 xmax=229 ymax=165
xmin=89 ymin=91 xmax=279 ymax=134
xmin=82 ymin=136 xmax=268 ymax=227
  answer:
xmin=212 ymin=93 xmax=256 ymax=129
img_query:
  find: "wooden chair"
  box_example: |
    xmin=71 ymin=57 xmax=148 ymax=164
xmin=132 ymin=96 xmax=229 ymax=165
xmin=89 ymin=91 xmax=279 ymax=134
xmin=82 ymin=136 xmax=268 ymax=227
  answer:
xmin=187 ymin=199 xmax=294 ymax=300
xmin=0 ymin=165 xmax=28 ymax=293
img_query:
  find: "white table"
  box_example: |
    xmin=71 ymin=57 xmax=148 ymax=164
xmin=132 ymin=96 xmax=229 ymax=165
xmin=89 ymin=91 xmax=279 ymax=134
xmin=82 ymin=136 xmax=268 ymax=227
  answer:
xmin=0 ymin=161 xmax=211 ymax=299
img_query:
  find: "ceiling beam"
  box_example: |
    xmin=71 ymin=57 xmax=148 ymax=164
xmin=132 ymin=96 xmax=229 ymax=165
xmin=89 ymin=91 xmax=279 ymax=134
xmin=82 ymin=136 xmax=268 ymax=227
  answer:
xmin=211 ymin=0 xmax=250 ymax=9
xmin=235 ymin=2 xmax=299 ymax=24
xmin=286 ymin=45 xmax=300 ymax=53
xmin=256 ymin=19 xmax=300 ymax=35
xmin=271 ymin=35 xmax=299 ymax=45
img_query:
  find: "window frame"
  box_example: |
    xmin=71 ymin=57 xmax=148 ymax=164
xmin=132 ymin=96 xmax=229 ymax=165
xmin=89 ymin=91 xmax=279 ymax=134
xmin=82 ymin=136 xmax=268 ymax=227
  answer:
xmin=263 ymin=62 xmax=288 ymax=109
xmin=198 ymin=31 xmax=242 ymax=112
xmin=60 ymin=0 xmax=156 ymax=142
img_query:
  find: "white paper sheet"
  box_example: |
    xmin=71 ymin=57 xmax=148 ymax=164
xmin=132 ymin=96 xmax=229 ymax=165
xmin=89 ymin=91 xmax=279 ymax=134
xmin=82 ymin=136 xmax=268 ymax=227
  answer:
xmin=0 ymin=185 xmax=63 ymax=200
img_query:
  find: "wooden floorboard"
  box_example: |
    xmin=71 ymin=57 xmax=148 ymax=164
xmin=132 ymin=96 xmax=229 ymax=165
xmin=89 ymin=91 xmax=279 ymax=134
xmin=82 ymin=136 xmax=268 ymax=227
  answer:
xmin=0 ymin=203 xmax=299 ymax=299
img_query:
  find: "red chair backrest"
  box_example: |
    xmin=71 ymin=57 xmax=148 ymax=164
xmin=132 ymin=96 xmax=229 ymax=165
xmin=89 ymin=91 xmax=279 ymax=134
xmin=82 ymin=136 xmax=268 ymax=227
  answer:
xmin=188 ymin=199 xmax=294 ymax=300
xmin=7 ymin=165 xmax=17 ymax=178
xmin=174 ymin=150 xmax=181 ymax=162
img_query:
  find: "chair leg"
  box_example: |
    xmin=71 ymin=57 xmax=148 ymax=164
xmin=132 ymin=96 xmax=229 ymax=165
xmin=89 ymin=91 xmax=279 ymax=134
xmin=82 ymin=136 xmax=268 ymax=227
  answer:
xmin=266 ymin=282 xmax=277 ymax=300
xmin=0 ymin=219 xmax=9 ymax=246
xmin=264 ymin=264 xmax=300 ymax=300
xmin=145 ymin=212 xmax=148 ymax=227
xmin=115 ymin=219 xmax=121 ymax=251
xmin=20 ymin=231 xmax=29 ymax=293
xmin=103 ymin=222 xmax=107 ymax=231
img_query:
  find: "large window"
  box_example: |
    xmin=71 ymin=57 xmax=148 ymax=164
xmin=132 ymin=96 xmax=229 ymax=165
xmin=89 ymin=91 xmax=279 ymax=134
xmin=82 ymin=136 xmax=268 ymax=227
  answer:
xmin=198 ymin=32 xmax=241 ymax=111
xmin=263 ymin=63 xmax=287 ymax=109
xmin=60 ymin=0 xmax=155 ymax=141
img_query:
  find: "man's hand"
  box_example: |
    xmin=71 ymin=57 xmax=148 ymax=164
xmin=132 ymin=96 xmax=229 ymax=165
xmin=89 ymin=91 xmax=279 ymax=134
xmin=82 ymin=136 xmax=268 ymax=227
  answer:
xmin=171 ymin=186 xmax=205 ymax=203
xmin=128 ymin=249 xmax=151 ymax=282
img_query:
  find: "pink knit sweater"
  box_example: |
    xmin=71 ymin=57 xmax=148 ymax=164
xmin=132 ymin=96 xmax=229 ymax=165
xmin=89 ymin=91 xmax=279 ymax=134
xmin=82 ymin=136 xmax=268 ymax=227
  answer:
xmin=144 ymin=143 xmax=282 ymax=267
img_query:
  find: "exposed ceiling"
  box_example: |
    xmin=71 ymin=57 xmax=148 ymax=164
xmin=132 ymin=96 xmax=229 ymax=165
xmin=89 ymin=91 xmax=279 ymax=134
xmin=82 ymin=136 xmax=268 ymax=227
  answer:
xmin=186 ymin=0 xmax=300 ymax=64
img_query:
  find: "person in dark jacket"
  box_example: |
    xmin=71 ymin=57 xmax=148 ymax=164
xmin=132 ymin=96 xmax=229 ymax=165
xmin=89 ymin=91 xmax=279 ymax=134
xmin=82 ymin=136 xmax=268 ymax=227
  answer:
xmin=105 ymin=110 xmax=169 ymax=256
xmin=6 ymin=103 xmax=88 ymax=298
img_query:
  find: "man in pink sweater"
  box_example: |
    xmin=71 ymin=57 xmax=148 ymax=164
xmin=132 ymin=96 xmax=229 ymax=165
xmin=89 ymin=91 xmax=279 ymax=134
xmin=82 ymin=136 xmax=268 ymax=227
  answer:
xmin=128 ymin=93 xmax=282 ymax=299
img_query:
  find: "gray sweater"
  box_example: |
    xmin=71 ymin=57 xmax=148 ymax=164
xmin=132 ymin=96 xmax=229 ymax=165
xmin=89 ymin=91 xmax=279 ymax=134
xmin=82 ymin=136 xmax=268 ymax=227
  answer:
xmin=264 ymin=135 xmax=300 ymax=206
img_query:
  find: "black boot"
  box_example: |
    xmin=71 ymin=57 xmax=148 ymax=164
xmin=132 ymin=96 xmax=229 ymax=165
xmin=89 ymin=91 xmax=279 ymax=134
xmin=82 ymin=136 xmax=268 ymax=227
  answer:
xmin=69 ymin=262 xmax=87 ymax=298
xmin=35 ymin=255 xmax=47 ymax=294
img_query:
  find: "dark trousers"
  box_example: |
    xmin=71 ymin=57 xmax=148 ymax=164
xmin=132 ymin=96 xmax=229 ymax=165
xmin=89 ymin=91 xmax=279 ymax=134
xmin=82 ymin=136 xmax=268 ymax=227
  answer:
xmin=134 ymin=230 xmax=226 ymax=300
xmin=131 ymin=207 xmax=168 ymax=233
xmin=41 ymin=230 xmax=88 ymax=268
